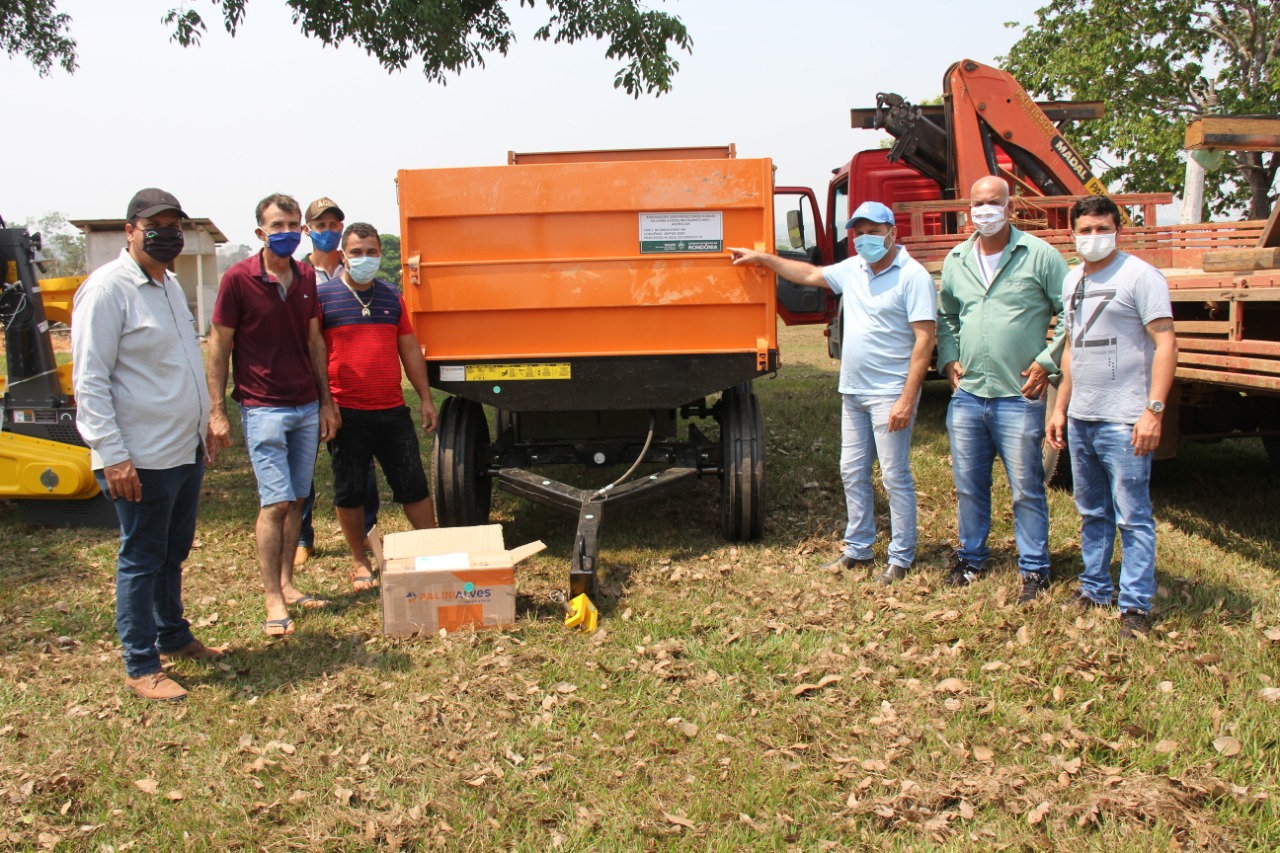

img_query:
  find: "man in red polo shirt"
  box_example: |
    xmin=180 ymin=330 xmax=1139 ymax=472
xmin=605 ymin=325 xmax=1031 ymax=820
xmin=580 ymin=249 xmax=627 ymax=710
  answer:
xmin=207 ymin=193 xmax=340 ymax=636
xmin=319 ymin=222 xmax=437 ymax=590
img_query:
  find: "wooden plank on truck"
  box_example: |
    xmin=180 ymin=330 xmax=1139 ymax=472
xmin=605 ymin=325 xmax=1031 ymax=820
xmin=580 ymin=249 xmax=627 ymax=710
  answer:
xmin=1177 ymin=367 xmax=1280 ymax=394
xmin=1184 ymin=116 xmax=1280 ymax=152
xmin=1258 ymin=203 xmax=1280 ymax=248
xmin=1201 ymin=247 xmax=1280 ymax=272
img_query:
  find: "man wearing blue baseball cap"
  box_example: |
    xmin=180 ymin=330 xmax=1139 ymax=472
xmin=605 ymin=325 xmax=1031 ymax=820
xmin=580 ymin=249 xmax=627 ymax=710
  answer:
xmin=730 ymin=201 xmax=936 ymax=584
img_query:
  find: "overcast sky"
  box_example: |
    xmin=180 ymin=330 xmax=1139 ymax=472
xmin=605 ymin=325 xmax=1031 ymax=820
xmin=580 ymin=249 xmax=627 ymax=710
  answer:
xmin=3 ymin=0 xmax=1049 ymax=248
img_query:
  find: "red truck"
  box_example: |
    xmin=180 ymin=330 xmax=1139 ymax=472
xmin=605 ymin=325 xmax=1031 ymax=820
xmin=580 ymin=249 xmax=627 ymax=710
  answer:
xmin=774 ymin=59 xmax=1280 ymax=474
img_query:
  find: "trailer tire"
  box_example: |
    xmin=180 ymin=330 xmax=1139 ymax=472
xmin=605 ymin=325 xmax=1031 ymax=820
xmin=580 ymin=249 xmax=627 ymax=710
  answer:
xmin=432 ymin=396 xmax=493 ymax=527
xmin=719 ymin=384 xmax=766 ymax=541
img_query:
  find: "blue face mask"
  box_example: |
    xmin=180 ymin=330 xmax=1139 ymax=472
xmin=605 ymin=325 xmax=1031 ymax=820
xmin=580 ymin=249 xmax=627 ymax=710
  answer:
xmin=347 ymin=255 xmax=382 ymax=284
xmin=853 ymin=232 xmax=890 ymax=264
xmin=266 ymin=231 xmax=302 ymax=258
xmin=310 ymin=228 xmax=341 ymax=253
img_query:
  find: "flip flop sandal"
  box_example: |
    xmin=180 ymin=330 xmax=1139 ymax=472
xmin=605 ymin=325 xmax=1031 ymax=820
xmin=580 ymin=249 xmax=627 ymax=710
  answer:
xmin=287 ymin=594 xmax=329 ymax=610
xmin=351 ymin=574 xmax=378 ymax=592
xmin=263 ymin=617 xmax=295 ymax=637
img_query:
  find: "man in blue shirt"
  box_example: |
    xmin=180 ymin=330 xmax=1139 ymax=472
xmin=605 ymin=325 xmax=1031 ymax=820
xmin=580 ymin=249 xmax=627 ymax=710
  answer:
xmin=730 ymin=201 xmax=936 ymax=583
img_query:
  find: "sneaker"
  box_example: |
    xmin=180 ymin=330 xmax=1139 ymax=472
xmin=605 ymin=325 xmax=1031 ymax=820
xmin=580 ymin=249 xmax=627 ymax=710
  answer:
xmin=160 ymin=639 xmax=228 ymax=662
xmin=1118 ymin=609 xmax=1151 ymax=639
xmin=1019 ymin=573 xmax=1049 ymax=604
xmin=875 ymin=565 xmax=909 ymax=586
xmin=944 ymin=557 xmax=988 ymax=587
xmin=1072 ymin=593 xmax=1112 ymax=610
xmin=293 ymin=545 xmax=314 ymax=567
xmin=125 ymin=671 xmax=188 ymax=702
xmin=820 ymin=553 xmax=874 ymax=572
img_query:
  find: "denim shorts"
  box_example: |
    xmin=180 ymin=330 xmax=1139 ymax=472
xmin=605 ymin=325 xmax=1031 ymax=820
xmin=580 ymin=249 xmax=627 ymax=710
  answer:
xmin=240 ymin=401 xmax=320 ymax=506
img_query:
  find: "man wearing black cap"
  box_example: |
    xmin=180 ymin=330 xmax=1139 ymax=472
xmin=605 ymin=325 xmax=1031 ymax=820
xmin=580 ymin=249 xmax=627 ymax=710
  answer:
xmin=72 ymin=188 xmax=225 ymax=702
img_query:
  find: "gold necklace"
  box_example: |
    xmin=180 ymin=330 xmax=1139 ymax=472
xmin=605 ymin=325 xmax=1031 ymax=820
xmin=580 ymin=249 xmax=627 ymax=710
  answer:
xmin=342 ymin=278 xmax=374 ymax=317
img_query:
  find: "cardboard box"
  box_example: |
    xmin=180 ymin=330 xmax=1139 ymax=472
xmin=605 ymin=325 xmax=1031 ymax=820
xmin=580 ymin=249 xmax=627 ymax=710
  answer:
xmin=379 ymin=525 xmax=545 ymax=637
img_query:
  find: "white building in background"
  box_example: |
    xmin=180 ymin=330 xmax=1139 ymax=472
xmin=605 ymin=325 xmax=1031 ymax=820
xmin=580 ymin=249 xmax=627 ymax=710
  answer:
xmin=70 ymin=217 xmax=228 ymax=336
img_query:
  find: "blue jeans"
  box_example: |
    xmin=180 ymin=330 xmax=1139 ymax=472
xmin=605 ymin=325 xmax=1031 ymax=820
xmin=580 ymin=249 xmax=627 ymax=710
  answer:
xmin=946 ymin=388 xmax=1050 ymax=576
xmin=1068 ymin=418 xmax=1156 ymax=613
xmin=840 ymin=393 xmax=918 ymax=567
xmin=298 ymin=470 xmax=380 ymax=547
xmin=240 ymin=401 xmax=319 ymax=506
xmin=96 ymin=455 xmax=204 ymax=677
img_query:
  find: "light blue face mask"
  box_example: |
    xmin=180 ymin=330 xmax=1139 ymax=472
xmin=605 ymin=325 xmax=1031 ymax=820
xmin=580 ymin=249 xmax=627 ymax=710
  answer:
xmin=310 ymin=228 xmax=341 ymax=253
xmin=853 ymin=232 xmax=890 ymax=264
xmin=347 ymin=255 xmax=381 ymax=284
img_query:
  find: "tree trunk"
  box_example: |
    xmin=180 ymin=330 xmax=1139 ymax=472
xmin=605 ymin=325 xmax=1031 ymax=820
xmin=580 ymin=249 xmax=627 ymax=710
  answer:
xmin=1246 ymin=152 xmax=1277 ymax=221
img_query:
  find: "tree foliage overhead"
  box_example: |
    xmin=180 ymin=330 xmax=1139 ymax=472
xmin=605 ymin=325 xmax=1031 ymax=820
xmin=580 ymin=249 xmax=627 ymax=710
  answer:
xmin=1004 ymin=0 xmax=1279 ymax=219
xmin=5 ymin=0 xmax=690 ymax=97
xmin=1 ymin=0 xmax=76 ymax=75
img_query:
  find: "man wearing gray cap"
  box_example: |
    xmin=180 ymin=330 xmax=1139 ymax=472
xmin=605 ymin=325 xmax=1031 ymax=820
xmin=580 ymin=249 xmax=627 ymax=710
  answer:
xmin=72 ymin=188 xmax=224 ymax=702
xmin=729 ymin=201 xmax=936 ymax=584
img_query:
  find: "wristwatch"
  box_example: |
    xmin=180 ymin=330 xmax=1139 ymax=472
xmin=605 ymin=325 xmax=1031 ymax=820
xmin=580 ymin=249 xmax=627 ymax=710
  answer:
xmin=1147 ymin=400 xmax=1166 ymax=414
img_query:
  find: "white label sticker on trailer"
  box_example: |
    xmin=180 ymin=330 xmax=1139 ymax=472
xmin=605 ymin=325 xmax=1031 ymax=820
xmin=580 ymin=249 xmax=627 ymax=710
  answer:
xmin=439 ymin=366 xmax=466 ymax=382
xmin=639 ymin=211 xmax=723 ymax=254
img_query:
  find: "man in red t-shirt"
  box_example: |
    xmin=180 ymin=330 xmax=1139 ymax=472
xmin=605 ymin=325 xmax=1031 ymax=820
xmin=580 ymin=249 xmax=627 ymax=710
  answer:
xmin=319 ymin=222 xmax=438 ymax=589
xmin=207 ymin=193 xmax=341 ymax=637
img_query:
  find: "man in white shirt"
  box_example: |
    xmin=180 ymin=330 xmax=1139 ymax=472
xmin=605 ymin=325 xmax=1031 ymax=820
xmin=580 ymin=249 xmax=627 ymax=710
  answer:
xmin=72 ymin=188 xmax=224 ymax=702
xmin=730 ymin=201 xmax=936 ymax=583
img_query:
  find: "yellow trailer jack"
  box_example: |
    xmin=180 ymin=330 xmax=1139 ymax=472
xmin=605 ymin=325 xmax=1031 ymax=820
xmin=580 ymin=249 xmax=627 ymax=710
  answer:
xmin=549 ymin=590 xmax=599 ymax=633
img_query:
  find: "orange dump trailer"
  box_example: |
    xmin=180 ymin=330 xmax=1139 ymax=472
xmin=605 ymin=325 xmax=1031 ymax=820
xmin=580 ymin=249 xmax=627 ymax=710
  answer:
xmin=398 ymin=146 xmax=777 ymax=598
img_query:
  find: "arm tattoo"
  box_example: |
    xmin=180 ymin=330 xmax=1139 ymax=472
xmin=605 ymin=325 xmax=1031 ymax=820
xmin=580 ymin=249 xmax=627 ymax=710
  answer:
xmin=1148 ymin=318 xmax=1174 ymax=333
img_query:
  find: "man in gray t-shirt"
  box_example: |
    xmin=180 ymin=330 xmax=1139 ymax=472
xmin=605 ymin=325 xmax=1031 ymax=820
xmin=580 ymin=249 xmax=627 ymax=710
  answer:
xmin=1048 ymin=195 xmax=1178 ymax=640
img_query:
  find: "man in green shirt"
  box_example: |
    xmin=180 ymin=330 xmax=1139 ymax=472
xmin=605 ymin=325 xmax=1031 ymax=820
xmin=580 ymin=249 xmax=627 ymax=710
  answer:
xmin=936 ymin=176 xmax=1067 ymax=603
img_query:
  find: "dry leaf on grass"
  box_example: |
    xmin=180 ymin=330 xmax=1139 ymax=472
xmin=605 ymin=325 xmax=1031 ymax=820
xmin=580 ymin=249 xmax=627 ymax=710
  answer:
xmin=335 ymin=787 xmax=355 ymax=805
xmin=1258 ymin=687 xmax=1280 ymax=703
xmin=1154 ymin=739 xmax=1179 ymax=754
xmin=1027 ymin=801 xmax=1051 ymax=825
xmin=793 ymin=675 xmax=842 ymax=696
xmin=133 ymin=779 xmax=158 ymax=795
xmin=1212 ymin=736 xmax=1242 ymax=757
xmin=973 ymin=746 xmax=994 ymax=762
xmin=958 ymin=800 xmax=975 ymax=820
xmin=1158 ymin=681 xmax=1174 ymax=693
xmin=935 ymin=678 xmax=966 ymax=694
xmin=552 ymin=682 xmax=577 ymax=694
xmin=1263 ymin=628 xmax=1280 ymax=642
xmin=165 ymin=790 xmax=184 ymax=802
xmin=663 ymin=812 xmax=696 ymax=829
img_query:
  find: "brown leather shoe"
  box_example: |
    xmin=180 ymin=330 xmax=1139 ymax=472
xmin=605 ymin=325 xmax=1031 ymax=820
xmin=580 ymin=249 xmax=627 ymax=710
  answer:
xmin=160 ymin=639 xmax=228 ymax=661
xmin=125 ymin=671 xmax=188 ymax=701
xmin=293 ymin=545 xmax=314 ymax=567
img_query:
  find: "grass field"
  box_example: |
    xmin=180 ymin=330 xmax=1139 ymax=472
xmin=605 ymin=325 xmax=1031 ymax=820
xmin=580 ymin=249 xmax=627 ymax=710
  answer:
xmin=1 ymin=323 xmax=1278 ymax=851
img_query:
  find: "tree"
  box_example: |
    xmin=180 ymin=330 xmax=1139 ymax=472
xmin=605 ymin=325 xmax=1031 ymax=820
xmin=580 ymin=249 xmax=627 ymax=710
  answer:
xmin=6 ymin=0 xmax=691 ymax=96
xmin=24 ymin=211 xmax=85 ymax=277
xmin=1004 ymin=0 xmax=1279 ymax=219
xmin=378 ymin=233 xmax=402 ymax=288
xmin=217 ymin=242 xmax=254 ymax=274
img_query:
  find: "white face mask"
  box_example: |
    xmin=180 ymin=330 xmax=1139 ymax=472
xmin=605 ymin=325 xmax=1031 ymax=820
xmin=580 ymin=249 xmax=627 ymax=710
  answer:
xmin=969 ymin=204 xmax=1008 ymax=237
xmin=1074 ymin=232 xmax=1117 ymax=262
